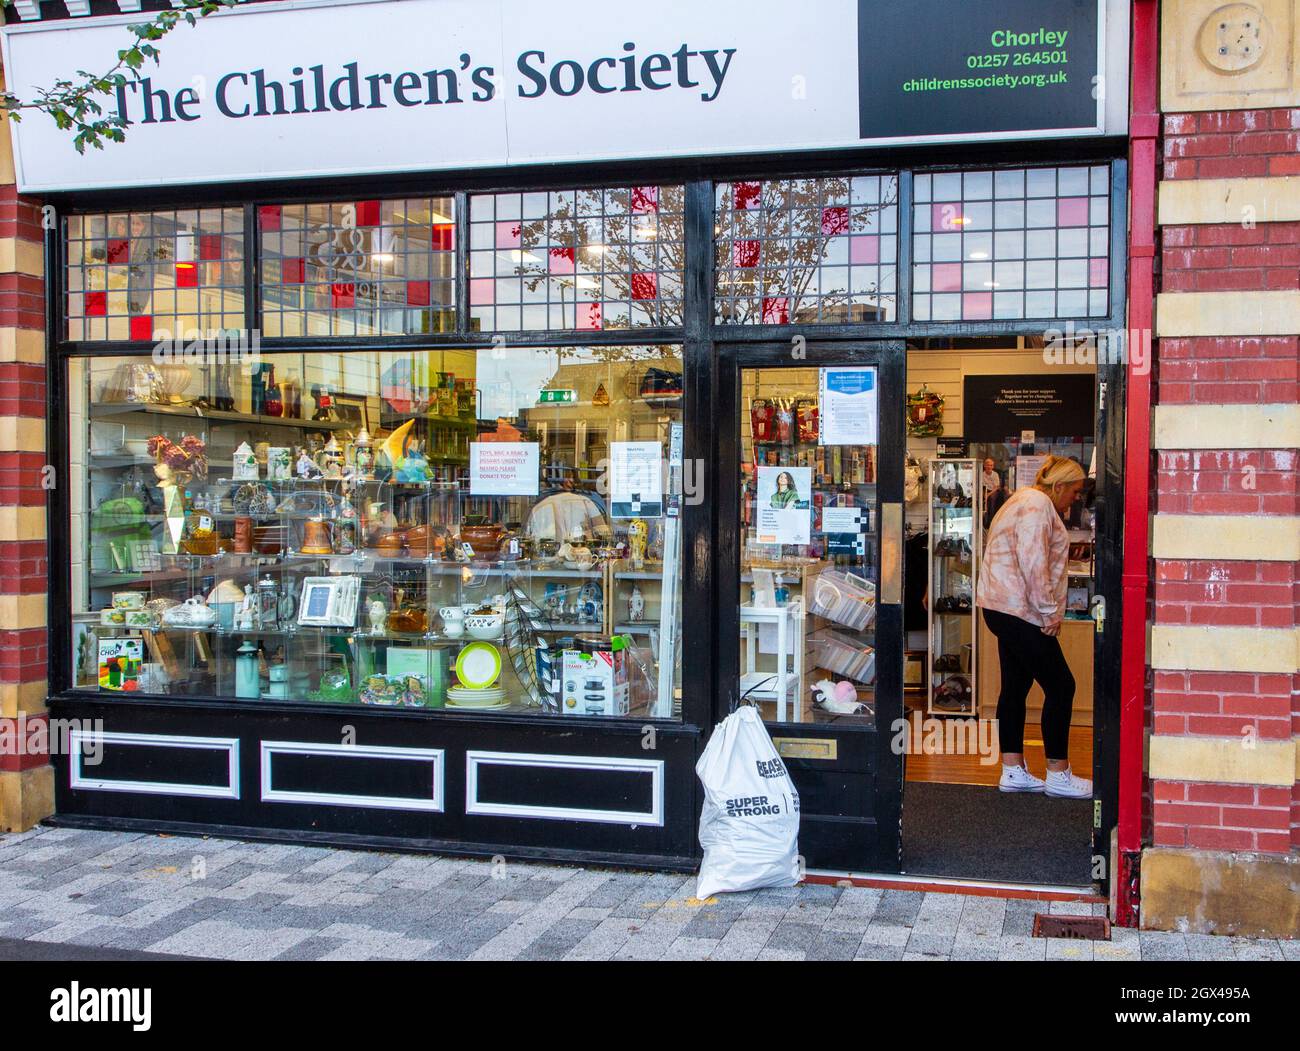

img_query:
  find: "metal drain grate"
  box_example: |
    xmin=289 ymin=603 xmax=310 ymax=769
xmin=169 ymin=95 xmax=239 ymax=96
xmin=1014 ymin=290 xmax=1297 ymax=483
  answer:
xmin=1032 ymin=914 xmax=1111 ymax=940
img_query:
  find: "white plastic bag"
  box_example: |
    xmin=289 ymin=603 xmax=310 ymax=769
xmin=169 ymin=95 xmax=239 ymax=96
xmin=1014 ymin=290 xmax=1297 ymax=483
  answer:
xmin=695 ymin=704 xmax=801 ymax=899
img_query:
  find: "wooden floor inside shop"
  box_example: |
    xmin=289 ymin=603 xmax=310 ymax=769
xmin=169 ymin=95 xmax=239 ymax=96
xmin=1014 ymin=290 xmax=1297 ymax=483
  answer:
xmin=903 ymin=691 xmax=1094 ymax=787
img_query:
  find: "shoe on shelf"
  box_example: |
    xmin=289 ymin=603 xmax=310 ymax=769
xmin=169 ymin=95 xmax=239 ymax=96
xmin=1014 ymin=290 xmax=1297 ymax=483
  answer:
xmin=1044 ymin=767 xmax=1093 ymax=799
xmin=998 ymin=764 xmax=1045 ymax=793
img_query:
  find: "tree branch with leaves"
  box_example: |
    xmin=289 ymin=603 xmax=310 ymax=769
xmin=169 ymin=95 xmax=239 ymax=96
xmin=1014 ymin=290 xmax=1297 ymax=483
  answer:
xmin=0 ymin=0 xmax=235 ymax=153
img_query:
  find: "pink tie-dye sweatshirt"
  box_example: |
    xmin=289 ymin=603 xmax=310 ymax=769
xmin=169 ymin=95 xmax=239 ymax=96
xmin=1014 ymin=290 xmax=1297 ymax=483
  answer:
xmin=976 ymin=486 xmax=1069 ymax=627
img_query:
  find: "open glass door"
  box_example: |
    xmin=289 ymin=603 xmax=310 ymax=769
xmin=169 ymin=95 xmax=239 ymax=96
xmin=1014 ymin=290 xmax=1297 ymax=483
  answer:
xmin=719 ymin=345 xmax=905 ymax=873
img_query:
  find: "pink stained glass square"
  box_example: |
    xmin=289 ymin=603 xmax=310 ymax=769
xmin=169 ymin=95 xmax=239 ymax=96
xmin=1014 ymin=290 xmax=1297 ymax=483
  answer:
xmin=932 ymin=263 xmax=963 ymax=292
xmin=631 ymin=186 xmax=659 ymax=214
xmin=579 ymin=302 xmax=603 ymax=330
xmin=932 ymin=203 xmax=965 ymax=233
xmin=548 ymin=247 xmax=575 ymax=274
xmin=761 ymin=297 xmax=789 ymax=324
xmin=821 ymin=207 xmax=849 ymax=236
xmin=1089 ymin=258 xmax=1108 ymax=288
xmin=495 ymin=221 xmax=522 ymax=250
xmin=631 ymin=272 xmax=657 ymax=300
xmin=1058 ymin=198 xmax=1090 ymax=227
xmin=470 ymin=278 xmax=495 ymax=305
xmin=962 ymin=292 xmax=993 ymax=320
xmin=733 ymin=240 xmax=761 ymax=268
xmin=850 ymin=236 xmax=880 ymax=265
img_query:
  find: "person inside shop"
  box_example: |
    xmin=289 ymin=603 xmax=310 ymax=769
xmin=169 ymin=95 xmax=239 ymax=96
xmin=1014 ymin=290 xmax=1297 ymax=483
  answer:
xmin=982 ymin=457 xmax=1011 ymax=530
xmin=976 ymin=455 xmax=1091 ymax=799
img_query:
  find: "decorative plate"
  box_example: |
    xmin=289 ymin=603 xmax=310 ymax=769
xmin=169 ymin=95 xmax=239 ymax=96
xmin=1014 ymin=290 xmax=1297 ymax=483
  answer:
xmin=454 ymin=642 xmax=502 ymax=689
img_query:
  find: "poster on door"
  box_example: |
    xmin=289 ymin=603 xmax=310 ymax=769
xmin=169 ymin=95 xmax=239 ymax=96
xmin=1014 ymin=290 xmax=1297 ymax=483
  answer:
xmin=755 ymin=466 xmax=811 ymax=545
xmin=818 ymin=367 xmax=879 ymax=446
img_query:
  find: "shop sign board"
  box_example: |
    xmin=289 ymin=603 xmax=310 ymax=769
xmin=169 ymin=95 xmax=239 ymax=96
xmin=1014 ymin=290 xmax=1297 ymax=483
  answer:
xmin=962 ymin=374 xmax=1096 ymax=442
xmin=0 ymin=0 xmax=1127 ymax=193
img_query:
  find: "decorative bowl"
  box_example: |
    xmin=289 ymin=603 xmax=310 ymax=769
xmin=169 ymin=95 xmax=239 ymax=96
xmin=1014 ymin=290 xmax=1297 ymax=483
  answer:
xmin=465 ymin=612 xmax=505 ymax=640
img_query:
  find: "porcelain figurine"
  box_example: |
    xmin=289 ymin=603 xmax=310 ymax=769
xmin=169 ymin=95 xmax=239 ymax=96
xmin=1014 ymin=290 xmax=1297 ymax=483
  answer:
xmin=628 ymin=518 xmax=648 ymax=570
xmin=629 ymin=584 xmax=645 ymax=623
xmin=367 ymin=598 xmax=387 ymax=634
xmin=296 ymin=449 xmax=322 ymax=480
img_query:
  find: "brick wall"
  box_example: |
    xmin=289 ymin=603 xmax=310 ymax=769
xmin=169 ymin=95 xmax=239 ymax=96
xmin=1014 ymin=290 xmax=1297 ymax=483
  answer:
xmin=0 ymin=97 xmax=51 ymax=832
xmin=1151 ymin=108 xmax=1300 ymax=860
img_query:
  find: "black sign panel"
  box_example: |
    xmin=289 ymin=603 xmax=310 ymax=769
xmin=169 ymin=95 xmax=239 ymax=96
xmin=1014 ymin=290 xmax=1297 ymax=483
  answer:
xmin=963 ymin=373 xmax=1095 ymax=441
xmin=859 ymin=0 xmax=1101 ymax=140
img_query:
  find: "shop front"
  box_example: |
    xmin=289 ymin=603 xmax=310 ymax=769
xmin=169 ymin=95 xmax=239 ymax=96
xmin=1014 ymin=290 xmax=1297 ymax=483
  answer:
xmin=3 ymin=0 xmax=1134 ymax=882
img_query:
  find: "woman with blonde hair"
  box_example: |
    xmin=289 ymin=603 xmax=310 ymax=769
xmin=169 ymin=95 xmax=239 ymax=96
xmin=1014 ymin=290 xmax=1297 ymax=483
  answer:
xmin=976 ymin=455 xmax=1091 ymax=798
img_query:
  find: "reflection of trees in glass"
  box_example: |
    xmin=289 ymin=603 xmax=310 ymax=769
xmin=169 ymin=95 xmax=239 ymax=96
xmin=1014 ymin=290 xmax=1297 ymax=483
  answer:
xmin=715 ymin=176 xmax=899 ymax=325
xmin=513 ymin=186 xmax=685 ymax=330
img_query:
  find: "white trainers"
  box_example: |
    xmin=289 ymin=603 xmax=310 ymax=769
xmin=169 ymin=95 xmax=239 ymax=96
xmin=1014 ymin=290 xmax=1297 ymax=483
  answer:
xmin=998 ymin=764 xmax=1046 ymax=793
xmin=1044 ymin=767 xmax=1093 ymax=799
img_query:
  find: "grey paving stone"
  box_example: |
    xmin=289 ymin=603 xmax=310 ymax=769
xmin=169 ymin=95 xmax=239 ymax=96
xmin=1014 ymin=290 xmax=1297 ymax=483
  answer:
xmin=1137 ymin=931 xmax=1189 ymax=961
xmin=905 ymin=932 xmax=955 ymax=958
xmin=871 ymin=889 xmax=925 ymax=925
xmin=1045 ymin=937 xmax=1094 ymax=961
xmin=271 ymin=935 xmax=349 ymax=961
xmin=807 ymin=931 xmax=862 ymax=961
xmin=1182 ymin=933 xmax=1237 ymax=961
xmin=854 ymin=942 xmax=904 ymax=961
xmin=764 ymin=921 xmax=821 ymax=954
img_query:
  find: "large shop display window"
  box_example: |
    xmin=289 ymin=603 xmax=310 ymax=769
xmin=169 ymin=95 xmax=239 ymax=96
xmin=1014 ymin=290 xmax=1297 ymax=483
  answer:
xmin=911 ymin=165 xmax=1111 ymax=322
xmin=65 ymin=208 xmax=246 ymax=341
xmin=469 ymin=185 xmax=684 ymax=332
xmin=737 ymin=367 xmax=879 ymax=726
xmin=71 ymin=345 xmax=684 ymax=719
xmin=715 ymin=175 xmax=899 ymax=325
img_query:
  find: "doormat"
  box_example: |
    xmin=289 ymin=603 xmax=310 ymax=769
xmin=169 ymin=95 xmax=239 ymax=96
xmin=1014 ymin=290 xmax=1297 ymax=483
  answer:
xmin=902 ymin=781 xmax=1093 ymax=886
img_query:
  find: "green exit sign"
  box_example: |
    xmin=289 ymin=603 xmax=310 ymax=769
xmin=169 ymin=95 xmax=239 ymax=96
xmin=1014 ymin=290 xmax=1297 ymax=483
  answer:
xmin=538 ymin=389 xmax=577 ymax=404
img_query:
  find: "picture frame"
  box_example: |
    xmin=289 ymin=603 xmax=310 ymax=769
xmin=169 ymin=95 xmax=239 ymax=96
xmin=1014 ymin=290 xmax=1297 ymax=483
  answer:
xmin=331 ymin=394 xmax=369 ymax=432
xmin=296 ymin=575 xmax=361 ymax=627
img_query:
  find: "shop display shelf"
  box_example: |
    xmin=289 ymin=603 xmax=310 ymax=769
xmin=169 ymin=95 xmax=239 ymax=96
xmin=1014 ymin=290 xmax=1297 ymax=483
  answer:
xmin=89 ymin=401 xmax=352 ymax=431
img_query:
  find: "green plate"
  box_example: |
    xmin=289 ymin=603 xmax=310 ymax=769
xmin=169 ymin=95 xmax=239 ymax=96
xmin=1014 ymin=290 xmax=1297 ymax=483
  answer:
xmin=455 ymin=642 xmax=502 ymax=689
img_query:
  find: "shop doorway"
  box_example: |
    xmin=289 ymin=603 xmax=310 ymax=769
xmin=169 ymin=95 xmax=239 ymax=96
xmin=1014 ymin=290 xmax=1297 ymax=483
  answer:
xmin=717 ymin=342 xmax=906 ymax=873
xmin=717 ymin=337 xmax=1115 ymax=886
xmin=899 ymin=337 xmax=1104 ymax=887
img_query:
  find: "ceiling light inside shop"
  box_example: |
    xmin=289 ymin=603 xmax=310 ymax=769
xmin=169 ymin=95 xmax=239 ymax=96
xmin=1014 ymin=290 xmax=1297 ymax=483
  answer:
xmin=983 ymin=281 xmax=1000 ymax=288
xmin=969 ymin=251 xmax=989 ymax=260
xmin=371 ymin=252 xmax=395 ymax=264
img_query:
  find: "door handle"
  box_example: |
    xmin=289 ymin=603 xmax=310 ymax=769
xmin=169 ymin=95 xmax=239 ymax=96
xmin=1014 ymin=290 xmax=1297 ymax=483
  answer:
xmin=880 ymin=502 xmax=903 ymax=605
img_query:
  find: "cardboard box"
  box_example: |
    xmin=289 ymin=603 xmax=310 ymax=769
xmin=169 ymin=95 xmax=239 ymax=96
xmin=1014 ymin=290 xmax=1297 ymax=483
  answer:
xmin=560 ymin=640 xmax=629 ymax=717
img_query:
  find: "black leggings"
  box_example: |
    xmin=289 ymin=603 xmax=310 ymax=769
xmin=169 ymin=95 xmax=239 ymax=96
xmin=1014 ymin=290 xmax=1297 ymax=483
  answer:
xmin=982 ymin=608 xmax=1075 ymax=759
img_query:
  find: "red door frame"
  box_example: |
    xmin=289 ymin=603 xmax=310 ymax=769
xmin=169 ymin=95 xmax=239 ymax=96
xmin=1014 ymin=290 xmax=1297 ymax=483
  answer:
xmin=1117 ymin=0 xmax=1159 ymax=927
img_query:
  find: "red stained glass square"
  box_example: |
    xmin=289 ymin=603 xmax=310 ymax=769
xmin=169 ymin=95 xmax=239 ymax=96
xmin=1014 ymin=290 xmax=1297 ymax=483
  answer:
xmin=932 ymin=263 xmax=963 ymax=292
xmin=331 ymin=282 xmax=355 ymax=309
xmin=631 ymin=272 xmax=657 ymax=300
xmin=199 ymin=235 xmax=223 ymax=261
xmin=549 ymin=247 xmax=576 ymax=274
xmin=129 ymin=315 xmax=153 ymax=341
xmin=84 ymin=291 xmax=106 ymax=316
xmin=962 ymin=292 xmax=993 ymax=320
xmin=406 ymin=281 xmax=431 ymax=307
xmin=761 ymin=297 xmax=789 ymax=324
xmin=257 ymin=205 xmax=281 ymax=231
xmin=1089 ymin=258 xmax=1108 ymax=288
xmin=356 ymin=200 xmax=382 ymax=227
xmin=282 ymin=257 xmax=305 ymax=284
xmin=579 ymin=302 xmax=603 ymax=330
xmin=174 ymin=262 xmax=198 ymax=288
xmin=496 ymin=221 xmax=522 ymax=250
xmin=432 ymin=224 xmax=454 ymax=251
xmin=821 ymin=207 xmax=849 ymax=236
xmin=734 ymin=182 xmax=762 ymax=210
xmin=106 ymin=239 xmax=129 ymax=264
xmin=733 ymin=240 xmax=761 ymax=268
xmin=631 ymin=186 xmax=659 ymax=214
xmin=470 ymin=278 xmax=495 ymax=305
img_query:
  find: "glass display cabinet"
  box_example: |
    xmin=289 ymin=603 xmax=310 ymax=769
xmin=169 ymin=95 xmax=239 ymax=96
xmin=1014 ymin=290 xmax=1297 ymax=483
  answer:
xmin=926 ymin=457 xmax=978 ymax=716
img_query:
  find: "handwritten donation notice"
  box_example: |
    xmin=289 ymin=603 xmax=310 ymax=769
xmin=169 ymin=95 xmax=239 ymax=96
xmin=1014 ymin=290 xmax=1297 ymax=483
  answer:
xmin=470 ymin=442 xmax=540 ymax=496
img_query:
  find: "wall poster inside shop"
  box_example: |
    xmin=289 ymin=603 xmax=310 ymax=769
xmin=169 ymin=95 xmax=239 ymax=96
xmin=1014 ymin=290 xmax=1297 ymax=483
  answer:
xmin=756 ymin=466 xmax=812 ymax=545
xmin=962 ymin=374 xmax=1095 ymax=442
xmin=818 ymin=367 xmax=879 ymax=446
